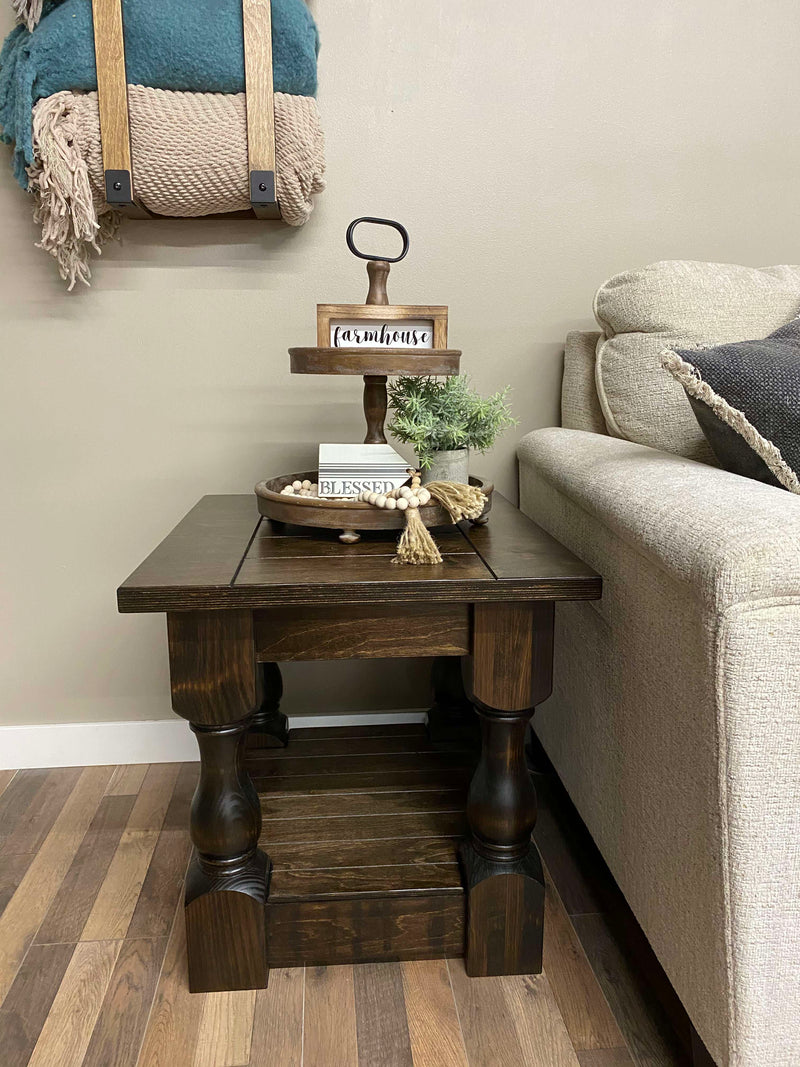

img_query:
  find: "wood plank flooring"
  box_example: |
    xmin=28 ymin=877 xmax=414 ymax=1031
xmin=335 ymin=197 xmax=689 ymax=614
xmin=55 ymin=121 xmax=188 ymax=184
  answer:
xmin=0 ymin=725 xmax=701 ymax=1066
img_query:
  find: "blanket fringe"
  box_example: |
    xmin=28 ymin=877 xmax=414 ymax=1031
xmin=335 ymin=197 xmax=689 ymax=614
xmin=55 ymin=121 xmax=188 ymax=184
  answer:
xmin=27 ymin=91 xmax=118 ymax=289
xmin=13 ymin=0 xmax=43 ymax=33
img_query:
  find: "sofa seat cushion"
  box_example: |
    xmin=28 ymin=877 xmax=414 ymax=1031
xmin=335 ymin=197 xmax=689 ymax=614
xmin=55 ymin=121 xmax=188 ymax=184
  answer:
xmin=593 ymin=261 xmax=800 ymax=461
xmin=664 ymin=319 xmax=800 ymax=494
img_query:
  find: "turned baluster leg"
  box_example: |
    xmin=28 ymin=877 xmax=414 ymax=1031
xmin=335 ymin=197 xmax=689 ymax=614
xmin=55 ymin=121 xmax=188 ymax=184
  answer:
xmin=168 ymin=610 xmax=270 ymax=993
xmin=248 ymin=662 xmax=289 ymax=749
xmin=361 ymin=258 xmax=390 ymax=445
xmin=363 ymin=375 xmax=388 ymax=444
xmin=460 ymin=601 xmax=555 ymax=976
xmin=427 ymin=656 xmax=480 ymax=748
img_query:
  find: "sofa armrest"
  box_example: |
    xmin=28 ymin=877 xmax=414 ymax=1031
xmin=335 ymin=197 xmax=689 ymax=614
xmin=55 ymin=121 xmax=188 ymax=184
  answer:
xmin=562 ymin=331 xmax=606 ymax=434
xmin=518 ymin=427 xmax=800 ymax=610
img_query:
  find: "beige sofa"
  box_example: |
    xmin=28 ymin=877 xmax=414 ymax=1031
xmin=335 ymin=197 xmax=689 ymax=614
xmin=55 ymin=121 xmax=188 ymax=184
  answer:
xmin=517 ymin=262 xmax=800 ymax=1067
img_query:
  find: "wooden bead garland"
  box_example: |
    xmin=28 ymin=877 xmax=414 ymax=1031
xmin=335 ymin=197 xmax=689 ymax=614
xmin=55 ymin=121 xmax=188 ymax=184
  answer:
xmin=278 ymin=469 xmax=487 ymax=565
xmin=280 ymin=480 xmax=319 ymax=497
xmin=357 ymin=472 xmax=431 ymax=510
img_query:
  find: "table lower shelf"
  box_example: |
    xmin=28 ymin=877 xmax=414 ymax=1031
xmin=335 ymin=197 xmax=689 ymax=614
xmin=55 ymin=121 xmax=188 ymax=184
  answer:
xmin=244 ymin=723 xmax=476 ymax=968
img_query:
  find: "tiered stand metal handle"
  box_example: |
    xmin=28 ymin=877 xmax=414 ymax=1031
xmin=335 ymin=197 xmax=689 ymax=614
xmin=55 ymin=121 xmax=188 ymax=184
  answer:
xmin=90 ymin=0 xmax=281 ymax=220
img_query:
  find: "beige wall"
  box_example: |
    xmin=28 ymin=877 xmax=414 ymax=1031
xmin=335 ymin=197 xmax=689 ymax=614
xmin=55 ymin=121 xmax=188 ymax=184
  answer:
xmin=1 ymin=0 xmax=799 ymax=727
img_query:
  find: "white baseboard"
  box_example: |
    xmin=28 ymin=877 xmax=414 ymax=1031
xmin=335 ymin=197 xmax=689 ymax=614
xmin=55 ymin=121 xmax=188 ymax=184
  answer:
xmin=0 ymin=711 xmax=428 ymax=770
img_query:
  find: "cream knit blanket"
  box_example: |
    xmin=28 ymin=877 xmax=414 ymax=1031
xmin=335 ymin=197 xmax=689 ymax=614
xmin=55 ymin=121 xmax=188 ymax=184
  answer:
xmin=28 ymin=85 xmax=326 ymax=287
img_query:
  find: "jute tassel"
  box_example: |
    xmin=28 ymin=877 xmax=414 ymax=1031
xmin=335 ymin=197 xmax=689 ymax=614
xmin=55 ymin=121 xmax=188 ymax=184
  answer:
xmin=394 ymin=505 xmax=443 ymax=565
xmin=424 ymin=481 xmax=487 ymax=523
xmin=358 ymin=470 xmax=487 ymax=565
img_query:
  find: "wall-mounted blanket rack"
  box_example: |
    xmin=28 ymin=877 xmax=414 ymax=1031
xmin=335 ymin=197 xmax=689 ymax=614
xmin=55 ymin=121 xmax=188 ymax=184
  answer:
xmin=90 ymin=0 xmax=281 ymax=220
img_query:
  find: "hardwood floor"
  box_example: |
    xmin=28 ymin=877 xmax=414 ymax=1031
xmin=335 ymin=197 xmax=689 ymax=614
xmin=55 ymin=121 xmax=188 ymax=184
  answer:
xmin=0 ymin=730 xmax=702 ymax=1067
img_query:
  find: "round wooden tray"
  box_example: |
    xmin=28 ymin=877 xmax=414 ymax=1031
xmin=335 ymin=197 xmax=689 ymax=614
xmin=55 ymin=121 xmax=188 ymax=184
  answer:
xmin=255 ymin=472 xmax=493 ymax=543
xmin=289 ymin=348 xmax=462 ymax=376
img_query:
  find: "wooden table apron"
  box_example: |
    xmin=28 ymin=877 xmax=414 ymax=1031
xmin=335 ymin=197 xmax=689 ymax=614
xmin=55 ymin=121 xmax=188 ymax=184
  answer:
xmin=117 ymin=494 xmax=601 ymax=993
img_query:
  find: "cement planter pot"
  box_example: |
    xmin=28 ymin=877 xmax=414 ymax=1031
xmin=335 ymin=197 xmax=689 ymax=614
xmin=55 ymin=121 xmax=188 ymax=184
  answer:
xmin=420 ymin=448 xmax=469 ymax=485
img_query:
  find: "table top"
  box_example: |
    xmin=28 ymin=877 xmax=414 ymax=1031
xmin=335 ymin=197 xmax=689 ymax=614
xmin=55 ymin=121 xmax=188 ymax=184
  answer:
xmin=117 ymin=492 xmax=601 ymax=613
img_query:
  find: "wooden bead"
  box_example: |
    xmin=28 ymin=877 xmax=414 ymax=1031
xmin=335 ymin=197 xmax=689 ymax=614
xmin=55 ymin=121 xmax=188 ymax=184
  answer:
xmin=368 ymin=492 xmax=378 ymax=505
xmin=385 ymin=497 xmax=397 ymax=510
xmin=292 ymin=480 xmax=303 ymax=491
xmin=280 ymin=485 xmax=294 ymax=496
xmin=399 ymin=487 xmax=411 ymax=499
xmin=376 ymin=495 xmax=387 ymax=508
xmin=396 ymin=497 xmax=408 ymax=511
xmin=301 ymin=480 xmax=312 ymax=490
xmin=417 ymin=488 xmax=431 ymax=505
xmin=407 ymin=496 xmax=420 ymax=508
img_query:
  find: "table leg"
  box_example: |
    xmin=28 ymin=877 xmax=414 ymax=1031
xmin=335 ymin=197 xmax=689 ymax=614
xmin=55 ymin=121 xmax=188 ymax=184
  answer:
xmin=168 ymin=610 xmax=270 ymax=993
xmin=427 ymin=656 xmax=480 ymax=747
xmin=460 ymin=601 xmax=555 ymax=977
xmin=248 ymin=662 xmax=289 ymax=748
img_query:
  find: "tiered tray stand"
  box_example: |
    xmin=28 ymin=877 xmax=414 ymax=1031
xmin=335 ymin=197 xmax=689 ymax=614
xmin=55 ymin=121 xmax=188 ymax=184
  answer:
xmin=255 ymin=253 xmax=493 ymax=542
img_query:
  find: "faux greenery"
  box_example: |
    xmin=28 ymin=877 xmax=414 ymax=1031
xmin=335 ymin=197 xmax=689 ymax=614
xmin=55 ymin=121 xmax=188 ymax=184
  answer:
xmin=387 ymin=375 xmax=517 ymax=469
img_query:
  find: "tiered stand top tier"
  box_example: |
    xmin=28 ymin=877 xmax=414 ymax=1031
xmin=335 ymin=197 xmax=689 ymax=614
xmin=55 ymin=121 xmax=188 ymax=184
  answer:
xmin=289 ymin=259 xmax=461 ymax=446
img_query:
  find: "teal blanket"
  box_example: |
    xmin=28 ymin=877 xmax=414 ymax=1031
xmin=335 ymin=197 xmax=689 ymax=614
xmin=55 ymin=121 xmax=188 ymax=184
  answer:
xmin=0 ymin=0 xmax=319 ymax=187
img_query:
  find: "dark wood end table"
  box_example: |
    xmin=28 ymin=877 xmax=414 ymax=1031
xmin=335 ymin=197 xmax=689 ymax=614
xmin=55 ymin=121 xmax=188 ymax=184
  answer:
xmin=118 ymin=492 xmax=601 ymax=992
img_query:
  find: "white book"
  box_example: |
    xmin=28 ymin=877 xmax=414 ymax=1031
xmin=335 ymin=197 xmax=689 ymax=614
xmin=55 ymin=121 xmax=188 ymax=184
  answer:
xmin=318 ymin=443 xmax=410 ymax=468
xmin=318 ymin=443 xmax=412 ymax=498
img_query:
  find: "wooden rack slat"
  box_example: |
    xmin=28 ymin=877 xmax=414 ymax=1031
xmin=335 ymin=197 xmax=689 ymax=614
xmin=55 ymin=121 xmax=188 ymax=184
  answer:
xmin=90 ymin=0 xmax=151 ymax=214
xmin=243 ymin=0 xmax=281 ymax=218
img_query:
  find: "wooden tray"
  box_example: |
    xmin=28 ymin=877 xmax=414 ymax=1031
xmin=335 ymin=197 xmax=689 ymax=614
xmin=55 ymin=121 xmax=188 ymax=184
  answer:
xmin=255 ymin=471 xmax=493 ymax=542
xmin=289 ymin=347 xmax=462 ymax=376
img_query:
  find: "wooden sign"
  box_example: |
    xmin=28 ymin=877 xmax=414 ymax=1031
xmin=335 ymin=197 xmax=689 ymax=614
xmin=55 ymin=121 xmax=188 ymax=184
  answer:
xmin=317 ymin=304 xmax=448 ymax=350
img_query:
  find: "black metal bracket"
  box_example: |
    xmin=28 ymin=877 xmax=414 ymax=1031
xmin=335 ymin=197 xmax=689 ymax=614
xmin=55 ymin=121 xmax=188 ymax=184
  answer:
xmin=250 ymin=170 xmax=281 ymax=220
xmin=104 ymin=169 xmax=134 ymax=206
xmin=103 ymin=169 xmax=153 ymax=219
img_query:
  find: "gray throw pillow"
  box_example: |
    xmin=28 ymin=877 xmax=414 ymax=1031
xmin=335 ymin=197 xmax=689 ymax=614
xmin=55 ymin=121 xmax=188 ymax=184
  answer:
xmin=662 ymin=319 xmax=800 ymax=494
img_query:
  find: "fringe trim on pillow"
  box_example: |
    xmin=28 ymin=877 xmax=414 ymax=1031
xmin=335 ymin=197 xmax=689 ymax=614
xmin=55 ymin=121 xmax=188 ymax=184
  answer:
xmin=27 ymin=91 xmax=119 ymax=289
xmin=662 ymin=350 xmax=800 ymax=495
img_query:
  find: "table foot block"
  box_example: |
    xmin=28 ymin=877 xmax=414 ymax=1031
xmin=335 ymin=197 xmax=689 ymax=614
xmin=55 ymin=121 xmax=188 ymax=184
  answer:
xmin=185 ymin=850 xmax=271 ymax=993
xmin=460 ymin=841 xmax=544 ymax=977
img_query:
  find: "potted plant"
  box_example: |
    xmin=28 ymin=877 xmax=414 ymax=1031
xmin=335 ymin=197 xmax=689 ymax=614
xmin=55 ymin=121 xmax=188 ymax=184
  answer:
xmin=387 ymin=375 xmax=516 ymax=483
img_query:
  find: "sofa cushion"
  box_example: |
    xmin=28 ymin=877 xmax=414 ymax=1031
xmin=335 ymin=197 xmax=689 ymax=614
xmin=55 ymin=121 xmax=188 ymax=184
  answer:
xmin=664 ymin=319 xmax=800 ymax=494
xmin=562 ymin=331 xmax=606 ymax=433
xmin=593 ymin=261 xmax=800 ymax=461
